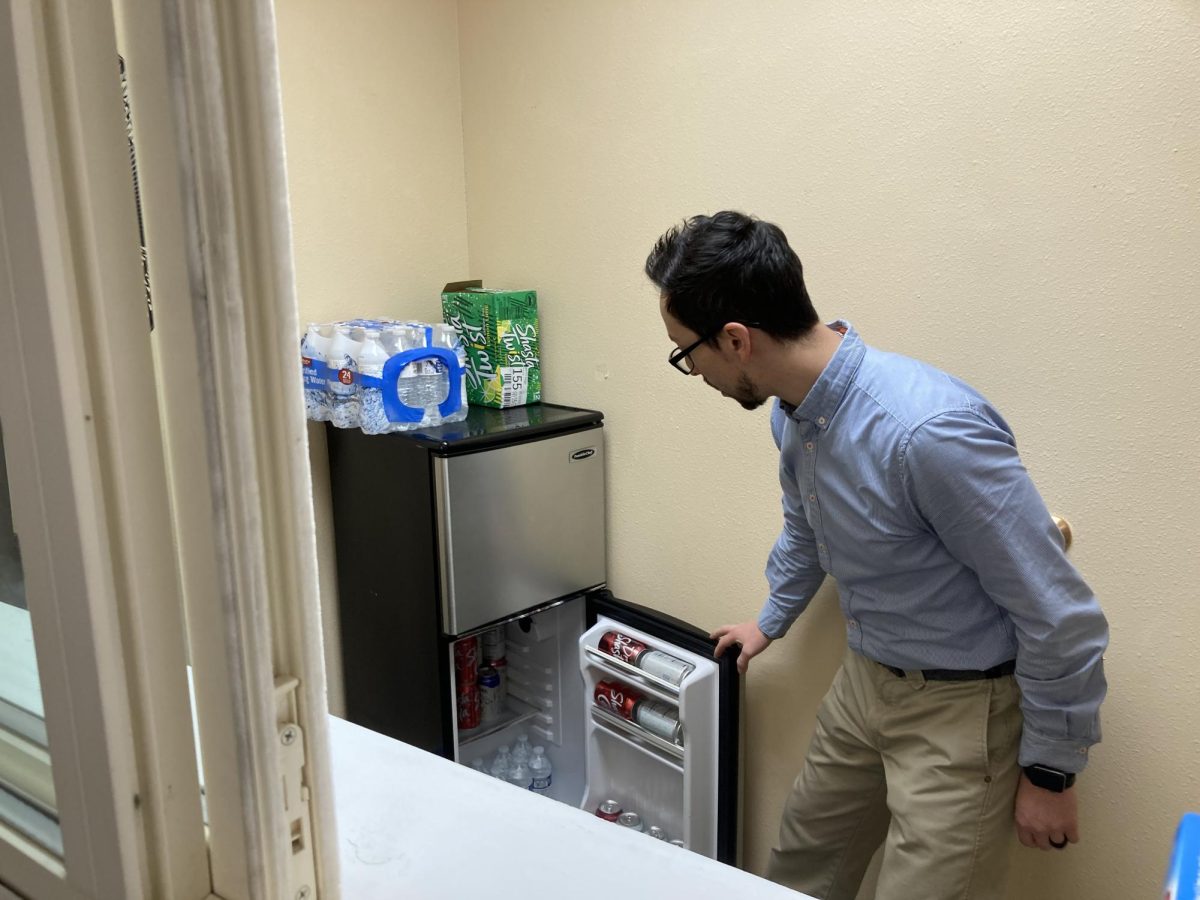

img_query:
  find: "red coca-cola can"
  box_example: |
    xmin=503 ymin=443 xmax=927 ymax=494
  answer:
xmin=594 ymin=679 xmax=642 ymax=721
xmin=599 ymin=630 xmax=648 ymax=666
xmin=456 ymin=682 xmax=481 ymax=730
xmin=595 ymin=799 xmax=623 ymax=822
xmin=454 ymin=636 xmax=480 ymax=687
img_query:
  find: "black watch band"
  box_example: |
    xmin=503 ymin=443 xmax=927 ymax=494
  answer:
xmin=1023 ymin=764 xmax=1076 ymax=792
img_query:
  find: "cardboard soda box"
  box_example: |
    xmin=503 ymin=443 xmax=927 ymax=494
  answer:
xmin=441 ymin=280 xmax=542 ymax=408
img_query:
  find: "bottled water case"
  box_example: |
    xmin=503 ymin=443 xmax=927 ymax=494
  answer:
xmin=302 ymin=319 xmax=468 ymax=433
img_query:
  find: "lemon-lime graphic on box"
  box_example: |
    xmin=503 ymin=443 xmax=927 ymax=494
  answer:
xmin=442 ymin=281 xmax=541 ymax=408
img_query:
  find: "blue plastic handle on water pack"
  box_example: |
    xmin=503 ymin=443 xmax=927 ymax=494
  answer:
xmin=358 ymin=347 xmax=463 ymax=424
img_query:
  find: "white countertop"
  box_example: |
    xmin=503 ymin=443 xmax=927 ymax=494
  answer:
xmin=329 ymin=715 xmax=806 ymax=900
xmin=0 ymin=603 xmax=802 ymax=899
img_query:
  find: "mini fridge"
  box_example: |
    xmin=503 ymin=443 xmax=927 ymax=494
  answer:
xmin=326 ymin=403 xmax=741 ymax=863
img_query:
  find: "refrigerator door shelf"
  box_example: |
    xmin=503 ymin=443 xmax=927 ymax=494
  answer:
xmin=580 ymin=618 xmax=718 ymax=721
xmin=582 ymin=644 xmax=683 ymax=699
xmin=581 ymin=726 xmax=686 ymax=844
xmin=590 ymin=706 xmax=685 ymax=765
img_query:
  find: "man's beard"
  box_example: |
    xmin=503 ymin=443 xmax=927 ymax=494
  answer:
xmin=735 ymin=372 xmax=765 ymax=411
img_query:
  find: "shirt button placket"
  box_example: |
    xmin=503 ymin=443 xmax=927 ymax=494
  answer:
xmin=801 ymin=423 xmax=828 ymax=570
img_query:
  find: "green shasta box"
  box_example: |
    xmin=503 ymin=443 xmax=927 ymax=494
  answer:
xmin=441 ymin=281 xmax=542 ymax=408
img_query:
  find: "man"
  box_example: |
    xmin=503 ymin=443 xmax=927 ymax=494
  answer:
xmin=645 ymin=211 xmax=1108 ymax=900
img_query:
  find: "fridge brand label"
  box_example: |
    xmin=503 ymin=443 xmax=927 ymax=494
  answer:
xmin=570 ymin=447 xmax=597 ymax=462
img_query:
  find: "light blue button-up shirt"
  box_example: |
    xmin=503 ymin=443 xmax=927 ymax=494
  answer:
xmin=759 ymin=322 xmax=1108 ymax=773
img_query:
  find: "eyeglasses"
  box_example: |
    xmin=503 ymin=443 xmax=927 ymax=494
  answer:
xmin=668 ymin=322 xmax=762 ymax=375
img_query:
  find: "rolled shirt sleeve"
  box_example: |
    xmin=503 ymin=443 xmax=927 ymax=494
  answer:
xmin=759 ymin=405 xmax=827 ymax=640
xmin=903 ymin=409 xmax=1109 ymax=773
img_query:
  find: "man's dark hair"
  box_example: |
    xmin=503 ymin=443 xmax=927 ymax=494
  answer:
xmin=645 ymin=211 xmax=819 ymax=343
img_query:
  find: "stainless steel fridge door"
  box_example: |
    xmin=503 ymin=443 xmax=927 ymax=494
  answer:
xmin=433 ymin=428 xmax=605 ymax=635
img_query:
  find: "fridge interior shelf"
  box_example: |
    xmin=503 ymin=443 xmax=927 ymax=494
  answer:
xmin=582 ymin=645 xmax=682 ymax=702
xmin=590 ymin=706 xmax=685 ymax=766
xmin=458 ymin=695 xmax=541 ymax=750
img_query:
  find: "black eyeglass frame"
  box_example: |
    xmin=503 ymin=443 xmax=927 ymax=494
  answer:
xmin=668 ymin=321 xmax=763 ymax=374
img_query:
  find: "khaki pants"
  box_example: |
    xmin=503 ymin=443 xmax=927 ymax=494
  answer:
xmin=766 ymin=650 xmax=1023 ymax=900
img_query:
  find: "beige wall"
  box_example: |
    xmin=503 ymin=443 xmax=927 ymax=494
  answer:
xmin=280 ymin=2 xmax=1200 ymax=897
xmin=276 ymin=0 xmax=468 ymax=327
xmin=275 ymin=0 xmax=470 ymax=713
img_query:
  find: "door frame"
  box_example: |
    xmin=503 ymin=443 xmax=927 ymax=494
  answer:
xmin=0 ymin=1 xmax=207 ymax=896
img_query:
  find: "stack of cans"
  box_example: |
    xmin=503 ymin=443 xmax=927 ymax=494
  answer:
xmin=479 ymin=626 xmax=507 ymax=724
xmin=454 ymin=636 xmax=481 ymax=730
xmin=595 ymin=801 xmax=684 ymax=848
xmin=455 ymin=626 xmax=510 ymax=730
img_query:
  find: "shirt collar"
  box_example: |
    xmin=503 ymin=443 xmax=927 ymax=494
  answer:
xmin=780 ymin=320 xmax=865 ymax=428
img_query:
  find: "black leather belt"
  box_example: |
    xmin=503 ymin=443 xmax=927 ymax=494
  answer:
xmin=878 ymin=659 xmax=1016 ymax=681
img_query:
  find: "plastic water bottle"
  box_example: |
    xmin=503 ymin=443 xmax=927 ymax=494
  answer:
xmin=357 ymin=329 xmax=391 ymax=435
xmin=431 ymin=323 xmax=468 ymax=425
xmin=300 ymin=323 xmax=331 ymax=421
xmin=528 ymin=746 xmax=552 ymax=795
xmin=489 ymin=745 xmax=512 ymax=780
xmin=327 ymin=324 xmax=361 ymax=429
xmin=384 ymin=324 xmax=427 ymax=425
xmin=411 ymin=325 xmax=444 ymax=426
xmin=506 ymin=760 xmax=531 ymax=790
xmin=511 ymin=733 xmax=531 ymax=768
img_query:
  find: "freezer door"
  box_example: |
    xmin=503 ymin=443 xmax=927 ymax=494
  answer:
xmin=433 ymin=427 xmax=606 ymax=635
xmin=580 ymin=591 xmax=741 ymax=865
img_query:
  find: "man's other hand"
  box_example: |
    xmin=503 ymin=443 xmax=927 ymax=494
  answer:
xmin=1015 ymin=774 xmax=1080 ymax=851
xmin=710 ymin=621 xmax=773 ymax=674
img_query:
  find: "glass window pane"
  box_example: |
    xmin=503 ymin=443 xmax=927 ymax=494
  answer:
xmin=0 ymin=420 xmax=60 ymax=856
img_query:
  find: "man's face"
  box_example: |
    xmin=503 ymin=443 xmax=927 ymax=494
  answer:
xmin=660 ymin=297 xmax=766 ymax=411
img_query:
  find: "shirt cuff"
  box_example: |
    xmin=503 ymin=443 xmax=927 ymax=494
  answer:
xmin=1019 ymin=727 xmax=1094 ymax=774
xmin=757 ymin=605 xmax=792 ymax=641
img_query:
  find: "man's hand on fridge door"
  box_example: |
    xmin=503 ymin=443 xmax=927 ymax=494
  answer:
xmin=710 ymin=620 xmax=772 ymax=674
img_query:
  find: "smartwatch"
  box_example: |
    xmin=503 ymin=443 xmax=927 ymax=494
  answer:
xmin=1023 ymin=764 xmax=1076 ymax=792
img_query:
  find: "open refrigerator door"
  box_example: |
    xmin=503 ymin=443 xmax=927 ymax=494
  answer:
xmin=578 ymin=614 xmax=724 ymax=859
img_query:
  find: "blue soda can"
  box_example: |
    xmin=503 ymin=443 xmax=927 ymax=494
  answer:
xmin=479 ymin=666 xmax=503 ymax=723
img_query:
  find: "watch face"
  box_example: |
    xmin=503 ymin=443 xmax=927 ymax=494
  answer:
xmin=1027 ymin=765 xmax=1070 ymax=791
